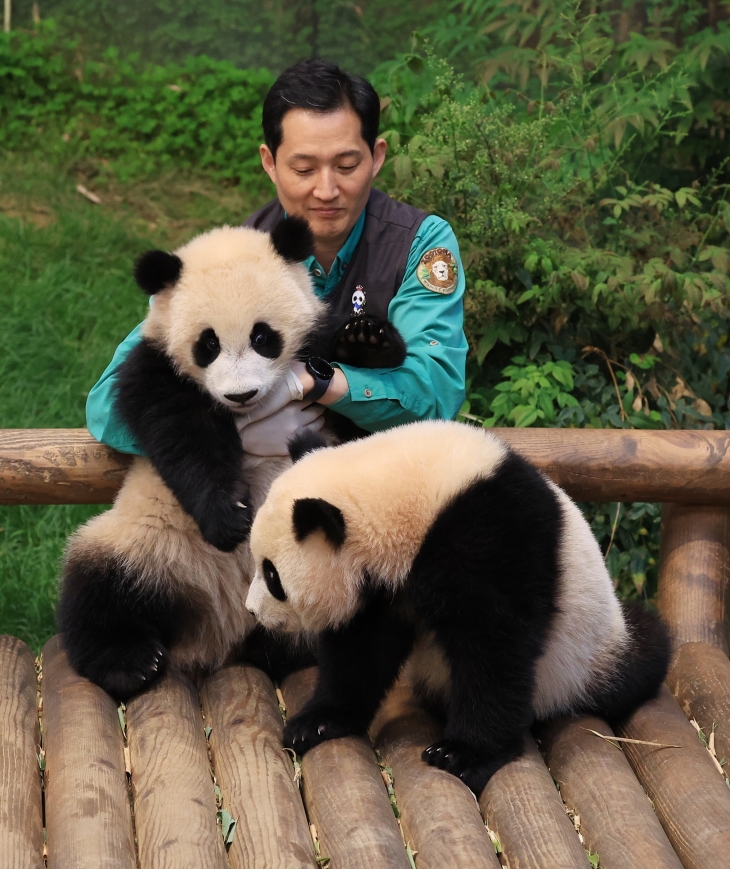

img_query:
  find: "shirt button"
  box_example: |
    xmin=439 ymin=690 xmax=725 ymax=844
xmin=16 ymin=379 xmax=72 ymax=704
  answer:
xmin=430 ymin=340 xmax=439 ymax=346
xmin=364 ymin=389 xmax=372 ymax=398
xmin=313 ymin=268 xmax=323 ymax=277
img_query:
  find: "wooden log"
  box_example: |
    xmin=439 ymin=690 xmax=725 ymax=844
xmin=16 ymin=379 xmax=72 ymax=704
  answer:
xmin=371 ymin=683 xmax=501 ymax=869
xmin=126 ymin=670 xmax=227 ymax=869
xmin=42 ymin=635 xmax=136 ymax=869
xmin=616 ymin=684 xmax=730 ymax=869
xmin=199 ymin=664 xmax=316 ymax=869
xmin=7 ymin=427 xmax=730 ymax=505
xmin=480 ymin=734 xmax=589 ymax=869
xmin=667 ymin=641 xmax=730 ymax=775
xmin=657 ymin=504 xmax=730 ymax=653
xmin=0 ymin=636 xmax=43 ymax=869
xmin=539 ymin=715 xmax=683 ymax=869
xmin=0 ymin=428 xmax=130 ymax=505
xmin=280 ymin=667 xmax=410 ymax=869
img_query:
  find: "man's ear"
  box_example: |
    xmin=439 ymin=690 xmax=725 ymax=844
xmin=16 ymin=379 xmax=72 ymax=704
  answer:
xmin=134 ymin=250 xmax=183 ymax=294
xmin=293 ymin=498 xmax=346 ymax=548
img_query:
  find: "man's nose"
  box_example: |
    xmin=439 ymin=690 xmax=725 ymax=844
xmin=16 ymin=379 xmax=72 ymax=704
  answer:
xmin=313 ymin=169 xmax=339 ymax=200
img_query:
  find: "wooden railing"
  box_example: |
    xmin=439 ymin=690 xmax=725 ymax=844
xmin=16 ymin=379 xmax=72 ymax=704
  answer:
xmin=2 ymin=427 xmax=729 ymax=653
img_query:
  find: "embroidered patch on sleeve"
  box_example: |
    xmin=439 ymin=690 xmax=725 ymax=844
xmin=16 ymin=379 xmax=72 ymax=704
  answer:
xmin=417 ymin=248 xmax=458 ymax=294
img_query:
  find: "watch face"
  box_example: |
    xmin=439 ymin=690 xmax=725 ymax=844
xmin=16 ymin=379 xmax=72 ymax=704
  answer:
xmin=308 ymin=356 xmax=335 ymax=380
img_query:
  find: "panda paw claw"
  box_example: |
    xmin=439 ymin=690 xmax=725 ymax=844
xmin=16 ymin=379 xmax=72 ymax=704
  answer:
xmin=94 ymin=637 xmax=168 ymax=701
xmin=198 ymin=487 xmax=253 ymax=552
xmin=422 ymin=739 xmax=509 ymax=796
xmin=331 ymin=316 xmax=406 ymax=368
xmin=283 ymin=706 xmax=362 ymax=755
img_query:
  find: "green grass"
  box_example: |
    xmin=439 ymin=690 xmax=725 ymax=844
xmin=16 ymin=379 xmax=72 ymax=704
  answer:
xmin=0 ymin=152 xmax=268 ymax=649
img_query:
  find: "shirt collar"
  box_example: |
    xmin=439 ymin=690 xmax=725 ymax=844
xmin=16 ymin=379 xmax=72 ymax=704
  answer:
xmin=303 ymin=208 xmax=366 ymax=295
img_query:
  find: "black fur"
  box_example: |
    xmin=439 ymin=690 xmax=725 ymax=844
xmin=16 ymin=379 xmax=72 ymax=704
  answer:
xmin=583 ymin=602 xmax=670 ymax=722
xmin=251 ymin=321 xmax=283 ymax=359
xmin=271 ymin=215 xmax=314 ymax=263
xmin=283 ymin=587 xmax=416 ymax=754
xmin=193 ymin=327 xmax=221 ymax=367
xmin=263 ymin=559 xmax=287 ymax=601
xmin=134 ymin=250 xmax=183 ymax=294
xmin=115 ymin=338 xmax=251 ymax=551
xmin=241 ymin=625 xmax=317 ymax=682
xmin=282 ymin=450 xmax=669 ymax=795
xmin=292 ymin=497 xmax=346 ymax=548
xmin=57 ymin=550 xmax=200 ymax=700
xmin=288 ymin=430 xmax=328 ymax=463
xmin=331 ymin=316 xmax=407 ymax=368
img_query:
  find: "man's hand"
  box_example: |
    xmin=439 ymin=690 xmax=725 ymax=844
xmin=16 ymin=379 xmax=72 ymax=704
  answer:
xmin=236 ymin=400 xmax=325 ymax=457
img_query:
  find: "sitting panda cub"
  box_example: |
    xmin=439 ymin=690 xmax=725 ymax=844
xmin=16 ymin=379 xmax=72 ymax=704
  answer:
xmin=246 ymin=420 xmax=671 ymax=795
xmin=57 ymin=217 xmax=406 ymax=700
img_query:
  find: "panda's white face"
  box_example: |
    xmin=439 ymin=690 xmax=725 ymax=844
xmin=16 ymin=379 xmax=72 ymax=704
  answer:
xmin=246 ymin=490 xmax=363 ymax=635
xmin=143 ymin=226 xmax=324 ymax=413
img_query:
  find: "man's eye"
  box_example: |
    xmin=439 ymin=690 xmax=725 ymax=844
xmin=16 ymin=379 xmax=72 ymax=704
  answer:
xmin=339 ymin=165 xmax=358 ymax=172
xmin=293 ymin=168 xmax=313 ymax=175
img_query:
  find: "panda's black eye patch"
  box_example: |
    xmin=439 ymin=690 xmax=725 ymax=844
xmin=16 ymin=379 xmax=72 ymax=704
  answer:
xmin=193 ymin=328 xmax=221 ymax=367
xmin=251 ymin=322 xmax=282 ymax=359
xmin=263 ymin=559 xmax=286 ymax=601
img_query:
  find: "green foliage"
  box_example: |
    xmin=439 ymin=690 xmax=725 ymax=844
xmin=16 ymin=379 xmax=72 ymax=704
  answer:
xmin=11 ymin=0 xmax=441 ymax=77
xmin=373 ymin=8 xmax=730 ymax=601
xmin=0 ymin=24 xmax=274 ymax=182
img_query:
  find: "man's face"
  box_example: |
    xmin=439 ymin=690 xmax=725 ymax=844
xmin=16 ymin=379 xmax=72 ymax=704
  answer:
xmin=260 ymin=107 xmax=387 ymax=248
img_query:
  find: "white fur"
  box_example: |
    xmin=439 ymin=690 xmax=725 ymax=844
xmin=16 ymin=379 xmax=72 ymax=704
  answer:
xmin=247 ymin=419 xmax=629 ymax=717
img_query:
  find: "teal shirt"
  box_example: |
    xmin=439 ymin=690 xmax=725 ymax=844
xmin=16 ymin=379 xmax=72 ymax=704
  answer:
xmin=86 ymin=210 xmax=468 ymax=454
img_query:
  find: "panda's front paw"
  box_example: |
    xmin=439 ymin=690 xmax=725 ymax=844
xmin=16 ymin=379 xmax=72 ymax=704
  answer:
xmin=283 ymin=706 xmax=362 ymax=755
xmin=88 ymin=637 xmax=168 ymax=701
xmin=198 ymin=488 xmax=253 ymax=552
xmin=332 ymin=316 xmax=406 ymax=368
xmin=422 ymin=739 xmax=511 ymax=796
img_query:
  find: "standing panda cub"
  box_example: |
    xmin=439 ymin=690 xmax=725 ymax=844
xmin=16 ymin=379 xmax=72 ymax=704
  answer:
xmin=246 ymin=420 xmax=670 ymax=795
xmin=58 ymin=217 xmax=407 ymax=700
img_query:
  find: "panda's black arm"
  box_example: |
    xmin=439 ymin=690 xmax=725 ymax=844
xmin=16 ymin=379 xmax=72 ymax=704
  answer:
xmin=282 ymin=588 xmax=415 ymax=755
xmin=114 ymin=339 xmax=250 ymax=551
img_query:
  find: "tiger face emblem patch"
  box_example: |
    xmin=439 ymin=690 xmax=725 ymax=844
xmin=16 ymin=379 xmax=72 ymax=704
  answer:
xmin=417 ymin=248 xmax=458 ymax=294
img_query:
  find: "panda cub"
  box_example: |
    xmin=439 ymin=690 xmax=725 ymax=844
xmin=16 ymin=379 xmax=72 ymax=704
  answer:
xmin=57 ymin=217 xmax=406 ymax=700
xmin=246 ymin=420 xmax=671 ymax=795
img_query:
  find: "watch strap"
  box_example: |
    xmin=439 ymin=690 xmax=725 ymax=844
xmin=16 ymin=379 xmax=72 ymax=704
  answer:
xmin=304 ymin=375 xmax=331 ymax=403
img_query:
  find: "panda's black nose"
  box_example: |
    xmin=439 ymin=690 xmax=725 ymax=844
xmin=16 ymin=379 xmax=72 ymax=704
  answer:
xmin=225 ymin=390 xmax=258 ymax=405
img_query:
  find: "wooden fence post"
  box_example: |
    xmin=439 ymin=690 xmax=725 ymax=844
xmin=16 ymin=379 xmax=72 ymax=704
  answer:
xmin=657 ymin=504 xmax=730 ymax=654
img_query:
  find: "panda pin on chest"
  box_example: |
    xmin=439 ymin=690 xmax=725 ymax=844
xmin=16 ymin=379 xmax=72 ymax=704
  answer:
xmin=247 ymin=420 xmax=670 ymax=795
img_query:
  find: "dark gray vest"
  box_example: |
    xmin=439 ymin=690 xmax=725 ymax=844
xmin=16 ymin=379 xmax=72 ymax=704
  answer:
xmin=243 ymin=189 xmax=427 ymax=326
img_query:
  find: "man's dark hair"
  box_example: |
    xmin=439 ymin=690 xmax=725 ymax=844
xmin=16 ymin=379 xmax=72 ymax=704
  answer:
xmin=262 ymin=59 xmax=380 ymax=159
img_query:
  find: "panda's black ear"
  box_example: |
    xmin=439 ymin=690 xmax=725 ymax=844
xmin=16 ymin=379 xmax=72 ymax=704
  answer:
xmin=134 ymin=250 xmax=183 ymax=294
xmin=288 ymin=430 xmax=328 ymax=463
xmin=271 ymin=216 xmax=314 ymax=263
xmin=293 ymin=498 xmax=346 ymax=548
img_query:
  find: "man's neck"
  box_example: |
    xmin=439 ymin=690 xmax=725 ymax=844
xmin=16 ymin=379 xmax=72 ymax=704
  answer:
xmin=313 ymin=242 xmax=340 ymax=274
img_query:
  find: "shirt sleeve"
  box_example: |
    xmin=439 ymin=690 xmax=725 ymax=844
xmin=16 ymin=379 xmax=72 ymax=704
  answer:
xmin=329 ymin=215 xmax=468 ymax=431
xmin=86 ymin=322 xmax=145 ymax=455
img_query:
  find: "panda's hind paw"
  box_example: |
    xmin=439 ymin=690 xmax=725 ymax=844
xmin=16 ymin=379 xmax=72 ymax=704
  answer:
xmin=422 ymin=739 xmax=510 ymax=796
xmin=331 ymin=316 xmax=406 ymax=368
xmin=94 ymin=638 xmax=168 ymax=701
xmin=283 ymin=706 xmax=362 ymax=755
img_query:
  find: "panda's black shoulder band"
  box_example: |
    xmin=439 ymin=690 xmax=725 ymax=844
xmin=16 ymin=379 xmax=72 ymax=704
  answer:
xmin=134 ymin=250 xmax=183 ymax=294
xmin=271 ymin=216 xmax=314 ymax=263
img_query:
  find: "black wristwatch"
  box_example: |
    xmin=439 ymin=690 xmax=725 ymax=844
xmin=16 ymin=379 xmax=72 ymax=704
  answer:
xmin=304 ymin=356 xmax=335 ymax=402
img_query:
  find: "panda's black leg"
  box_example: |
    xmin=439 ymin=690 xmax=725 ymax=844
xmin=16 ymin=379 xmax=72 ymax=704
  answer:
xmin=283 ymin=589 xmax=415 ymax=755
xmin=409 ymin=461 xmax=562 ymax=795
xmin=57 ymin=551 xmax=193 ymax=701
xmin=422 ymin=632 xmax=535 ymax=794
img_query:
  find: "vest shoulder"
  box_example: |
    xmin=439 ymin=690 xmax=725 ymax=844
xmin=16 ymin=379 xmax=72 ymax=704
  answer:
xmin=367 ymin=188 xmax=427 ymax=229
xmin=242 ymin=200 xmax=283 ymax=230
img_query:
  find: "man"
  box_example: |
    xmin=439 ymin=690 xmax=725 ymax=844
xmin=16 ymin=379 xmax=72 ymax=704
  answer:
xmin=86 ymin=59 xmax=467 ymax=455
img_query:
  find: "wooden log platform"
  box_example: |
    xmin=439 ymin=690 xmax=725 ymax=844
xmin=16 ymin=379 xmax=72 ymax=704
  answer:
xmin=1 ymin=636 xmax=729 ymax=869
